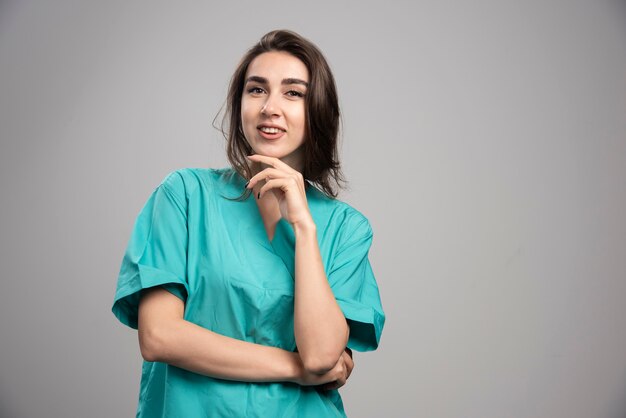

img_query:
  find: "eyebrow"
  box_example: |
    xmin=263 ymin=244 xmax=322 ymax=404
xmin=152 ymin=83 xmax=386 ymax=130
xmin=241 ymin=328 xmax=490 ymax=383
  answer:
xmin=245 ymin=76 xmax=309 ymax=87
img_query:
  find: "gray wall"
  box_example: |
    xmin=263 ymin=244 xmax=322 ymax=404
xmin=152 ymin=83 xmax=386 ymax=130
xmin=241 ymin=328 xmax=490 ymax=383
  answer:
xmin=1 ymin=1 xmax=625 ymax=417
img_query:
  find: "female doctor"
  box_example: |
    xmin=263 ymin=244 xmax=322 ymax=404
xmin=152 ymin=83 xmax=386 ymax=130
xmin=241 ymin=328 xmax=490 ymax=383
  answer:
xmin=112 ymin=29 xmax=385 ymax=417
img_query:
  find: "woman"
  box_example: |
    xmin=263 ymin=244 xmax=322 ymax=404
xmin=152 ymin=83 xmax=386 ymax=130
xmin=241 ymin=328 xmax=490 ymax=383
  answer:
xmin=112 ymin=29 xmax=385 ymax=417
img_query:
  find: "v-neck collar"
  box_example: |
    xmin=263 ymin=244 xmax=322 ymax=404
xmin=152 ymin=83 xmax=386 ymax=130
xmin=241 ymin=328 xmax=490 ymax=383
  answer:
xmin=248 ymin=186 xmax=316 ymax=279
xmin=223 ymin=166 xmax=317 ymax=280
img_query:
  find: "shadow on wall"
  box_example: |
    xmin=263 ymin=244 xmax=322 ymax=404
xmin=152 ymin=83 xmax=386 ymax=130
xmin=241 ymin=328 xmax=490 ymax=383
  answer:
xmin=0 ymin=400 xmax=18 ymax=418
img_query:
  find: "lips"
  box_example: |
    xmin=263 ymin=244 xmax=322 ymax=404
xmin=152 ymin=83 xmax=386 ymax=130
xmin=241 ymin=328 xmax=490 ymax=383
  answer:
xmin=257 ymin=124 xmax=286 ymax=133
xmin=257 ymin=124 xmax=286 ymax=140
xmin=259 ymin=126 xmax=283 ymax=134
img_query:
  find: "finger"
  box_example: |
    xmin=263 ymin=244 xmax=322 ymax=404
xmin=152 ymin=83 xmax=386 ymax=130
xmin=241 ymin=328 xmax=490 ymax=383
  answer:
xmin=246 ymin=154 xmax=295 ymax=173
xmin=258 ymin=175 xmax=304 ymax=199
xmin=340 ymin=351 xmax=353 ymax=379
xmin=328 ymin=372 xmax=347 ymax=390
xmin=246 ymin=167 xmax=286 ymax=189
xmin=258 ymin=178 xmax=291 ymax=199
xmin=344 ymin=352 xmax=354 ymax=379
xmin=345 ymin=347 xmax=353 ymax=359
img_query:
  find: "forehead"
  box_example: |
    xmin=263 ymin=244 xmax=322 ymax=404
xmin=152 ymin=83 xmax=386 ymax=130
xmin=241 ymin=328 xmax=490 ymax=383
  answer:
xmin=245 ymin=51 xmax=309 ymax=81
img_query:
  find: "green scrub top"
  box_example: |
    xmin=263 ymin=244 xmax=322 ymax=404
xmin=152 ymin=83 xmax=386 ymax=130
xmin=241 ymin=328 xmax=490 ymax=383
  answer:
xmin=112 ymin=167 xmax=385 ymax=418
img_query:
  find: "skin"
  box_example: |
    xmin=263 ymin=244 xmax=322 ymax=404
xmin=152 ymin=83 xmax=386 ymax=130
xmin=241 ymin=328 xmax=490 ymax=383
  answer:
xmin=243 ymin=51 xmax=350 ymax=375
xmin=137 ymin=50 xmax=354 ymax=391
xmin=241 ymin=50 xmax=308 ymax=174
xmin=138 ymin=287 xmax=352 ymax=388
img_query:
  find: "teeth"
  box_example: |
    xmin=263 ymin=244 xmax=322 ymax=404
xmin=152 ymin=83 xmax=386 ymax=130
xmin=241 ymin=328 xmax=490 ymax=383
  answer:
xmin=260 ymin=127 xmax=282 ymax=134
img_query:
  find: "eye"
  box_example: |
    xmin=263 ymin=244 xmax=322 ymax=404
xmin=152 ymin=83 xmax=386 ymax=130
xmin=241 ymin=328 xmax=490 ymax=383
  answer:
xmin=247 ymin=87 xmax=265 ymax=95
xmin=286 ymin=90 xmax=305 ymax=98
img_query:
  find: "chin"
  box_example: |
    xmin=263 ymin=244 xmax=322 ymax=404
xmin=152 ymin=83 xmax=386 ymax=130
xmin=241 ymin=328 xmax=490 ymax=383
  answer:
xmin=255 ymin=146 xmax=297 ymax=159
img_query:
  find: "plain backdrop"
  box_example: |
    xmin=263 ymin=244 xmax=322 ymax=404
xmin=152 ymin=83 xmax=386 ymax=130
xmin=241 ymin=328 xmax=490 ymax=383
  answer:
xmin=1 ymin=1 xmax=625 ymax=417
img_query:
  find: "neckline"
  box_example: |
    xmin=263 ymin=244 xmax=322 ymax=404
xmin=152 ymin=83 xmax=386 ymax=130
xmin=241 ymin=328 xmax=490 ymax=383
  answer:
xmin=222 ymin=166 xmax=314 ymax=249
xmin=252 ymin=188 xmax=313 ymax=248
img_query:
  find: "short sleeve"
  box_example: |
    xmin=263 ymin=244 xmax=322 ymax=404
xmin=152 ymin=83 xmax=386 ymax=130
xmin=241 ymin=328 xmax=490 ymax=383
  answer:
xmin=328 ymin=213 xmax=385 ymax=352
xmin=111 ymin=171 xmax=190 ymax=329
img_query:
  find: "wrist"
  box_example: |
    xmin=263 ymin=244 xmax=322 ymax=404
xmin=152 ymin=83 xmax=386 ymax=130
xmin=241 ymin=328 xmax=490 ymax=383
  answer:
xmin=286 ymin=352 xmax=304 ymax=384
xmin=292 ymin=219 xmax=316 ymax=237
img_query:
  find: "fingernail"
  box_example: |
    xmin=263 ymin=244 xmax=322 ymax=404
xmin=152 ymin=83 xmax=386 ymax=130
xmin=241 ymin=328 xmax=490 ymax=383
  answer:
xmin=244 ymin=180 xmax=249 ymax=189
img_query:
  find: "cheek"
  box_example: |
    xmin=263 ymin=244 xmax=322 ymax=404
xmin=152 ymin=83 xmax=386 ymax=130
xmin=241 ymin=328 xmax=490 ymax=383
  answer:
xmin=240 ymin=102 xmax=254 ymax=126
xmin=289 ymin=104 xmax=306 ymax=126
xmin=297 ymin=107 xmax=307 ymax=130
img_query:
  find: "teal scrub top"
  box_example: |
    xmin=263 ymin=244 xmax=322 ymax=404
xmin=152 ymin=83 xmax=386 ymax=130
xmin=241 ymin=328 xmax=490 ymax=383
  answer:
xmin=112 ymin=167 xmax=385 ymax=418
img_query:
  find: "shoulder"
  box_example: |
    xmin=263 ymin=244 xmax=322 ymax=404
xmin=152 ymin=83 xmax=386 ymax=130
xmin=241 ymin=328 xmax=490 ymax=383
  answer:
xmin=156 ymin=167 xmax=231 ymax=203
xmin=309 ymin=187 xmax=373 ymax=241
xmin=334 ymin=201 xmax=373 ymax=242
xmin=157 ymin=166 xmax=233 ymax=192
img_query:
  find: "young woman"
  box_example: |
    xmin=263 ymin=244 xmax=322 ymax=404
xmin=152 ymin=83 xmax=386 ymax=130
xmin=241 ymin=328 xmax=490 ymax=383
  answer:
xmin=112 ymin=29 xmax=385 ymax=417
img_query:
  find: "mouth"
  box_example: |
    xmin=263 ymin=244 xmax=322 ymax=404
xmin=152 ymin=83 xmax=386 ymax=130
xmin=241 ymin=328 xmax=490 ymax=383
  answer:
xmin=257 ymin=125 xmax=286 ymax=140
xmin=257 ymin=125 xmax=286 ymax=134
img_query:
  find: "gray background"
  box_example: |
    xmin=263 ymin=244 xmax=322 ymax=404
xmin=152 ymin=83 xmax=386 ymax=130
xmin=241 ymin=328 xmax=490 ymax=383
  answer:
xmin=1 ymin=1 xmax=625 ymax=417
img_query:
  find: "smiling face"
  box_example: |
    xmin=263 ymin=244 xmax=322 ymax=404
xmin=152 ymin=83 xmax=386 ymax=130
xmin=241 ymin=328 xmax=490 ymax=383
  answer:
xmin=241 ymin=51 xmax=309 ymax=172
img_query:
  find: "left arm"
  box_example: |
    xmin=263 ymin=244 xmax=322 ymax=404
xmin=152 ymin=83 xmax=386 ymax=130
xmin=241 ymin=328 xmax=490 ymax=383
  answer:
xmin=293 ymin=220 xmax=350 ymax=374
xmin=245 ymin=154 xmax=350 ymax=376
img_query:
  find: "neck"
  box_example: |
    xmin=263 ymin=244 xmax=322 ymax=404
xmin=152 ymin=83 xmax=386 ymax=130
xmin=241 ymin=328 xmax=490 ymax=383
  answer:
xmin=250 ymin=156 xmax=303 ymax=176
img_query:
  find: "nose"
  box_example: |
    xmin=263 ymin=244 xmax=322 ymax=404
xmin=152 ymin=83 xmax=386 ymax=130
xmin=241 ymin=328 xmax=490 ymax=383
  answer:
xmin=260 ymin=93 xmax=280 ymax=116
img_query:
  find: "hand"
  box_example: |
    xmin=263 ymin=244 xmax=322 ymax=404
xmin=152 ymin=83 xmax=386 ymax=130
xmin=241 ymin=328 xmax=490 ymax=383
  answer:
xmin=245 ymin=154 xmax=313 ymax=227
xmin=319 ymin=348 xmax=354 ymax=391
xmin=293 ymin=348 xmax=354 ymax=390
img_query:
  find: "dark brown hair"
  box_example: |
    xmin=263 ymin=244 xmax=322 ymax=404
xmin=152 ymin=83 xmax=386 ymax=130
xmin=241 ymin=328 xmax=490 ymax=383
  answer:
xmin=216 ymin=29 xmax=347 ymax=200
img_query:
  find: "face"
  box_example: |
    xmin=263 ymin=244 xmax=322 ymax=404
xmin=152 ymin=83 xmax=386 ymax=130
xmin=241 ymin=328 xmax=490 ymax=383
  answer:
xmin=241 ymin=51 xmax=309 ymax=172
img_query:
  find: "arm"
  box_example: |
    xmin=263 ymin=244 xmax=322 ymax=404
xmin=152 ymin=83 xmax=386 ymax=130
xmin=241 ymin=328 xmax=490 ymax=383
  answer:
xmin=138 ymin=286 xmax=350 ymax=385
xmin=293 ymin=221 xmax=350 ymax=374
xmin=241 ymin=154 xmax=353 ymax=377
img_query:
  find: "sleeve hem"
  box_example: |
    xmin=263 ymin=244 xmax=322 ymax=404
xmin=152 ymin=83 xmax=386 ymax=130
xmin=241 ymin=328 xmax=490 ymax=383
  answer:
xmin=336 ymin=298 xmax=385 ymax=352
xmin=112 ymin=263 xmax=189 ymax=330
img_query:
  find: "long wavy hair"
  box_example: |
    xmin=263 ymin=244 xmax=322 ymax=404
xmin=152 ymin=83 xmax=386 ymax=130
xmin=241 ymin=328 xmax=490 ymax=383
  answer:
xmin=215 ymin=29 xmax=348 ymax=201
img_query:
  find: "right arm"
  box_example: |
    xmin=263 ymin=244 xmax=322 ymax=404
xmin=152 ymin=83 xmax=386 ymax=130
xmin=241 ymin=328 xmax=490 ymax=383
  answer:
xmin=138 ymin=286 xmax=352 ymax=386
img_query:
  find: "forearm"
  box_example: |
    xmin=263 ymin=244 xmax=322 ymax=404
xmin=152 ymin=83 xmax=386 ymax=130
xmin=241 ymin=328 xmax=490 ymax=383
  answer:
xmin=293 ymin=221 xmax=349 ymax=373
xmin=145 ymin=319 xmax=301 ymax=382
xmin=138 ymin=288 xmax=301 ymax=383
